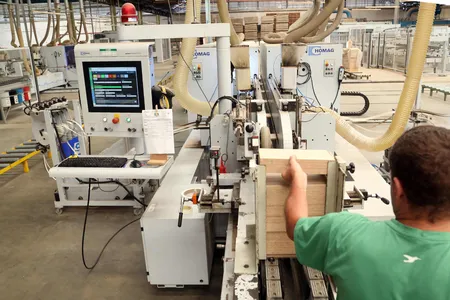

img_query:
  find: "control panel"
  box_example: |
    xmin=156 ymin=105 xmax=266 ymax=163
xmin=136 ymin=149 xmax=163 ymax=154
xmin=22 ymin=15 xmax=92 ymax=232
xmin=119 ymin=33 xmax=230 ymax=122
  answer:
xmin=323 ymin=59 xmax=335 ymax=77
xmin=86 ymin=113 xmax=144 ymax=137
xmin=192 ymin=63 xmax=203 ymax=80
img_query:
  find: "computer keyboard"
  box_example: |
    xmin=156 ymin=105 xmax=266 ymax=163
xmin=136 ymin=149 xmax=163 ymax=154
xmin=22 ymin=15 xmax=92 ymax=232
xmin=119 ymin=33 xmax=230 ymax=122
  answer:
xmin=58 ymin=157 xmax=128 ymax=168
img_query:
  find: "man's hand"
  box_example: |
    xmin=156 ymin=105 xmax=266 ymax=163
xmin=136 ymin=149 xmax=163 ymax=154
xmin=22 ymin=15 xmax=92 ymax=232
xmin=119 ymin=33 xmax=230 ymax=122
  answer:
xmin=282 ymin=156 xmax=307 ymax=189
xmin=283 ymin=156 xmax=308 ymax=240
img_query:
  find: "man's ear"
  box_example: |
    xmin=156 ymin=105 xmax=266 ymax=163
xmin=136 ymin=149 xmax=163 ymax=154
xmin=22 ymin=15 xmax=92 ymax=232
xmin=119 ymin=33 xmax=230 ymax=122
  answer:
xmin=392 ymin=177 xmax=406 ymax=203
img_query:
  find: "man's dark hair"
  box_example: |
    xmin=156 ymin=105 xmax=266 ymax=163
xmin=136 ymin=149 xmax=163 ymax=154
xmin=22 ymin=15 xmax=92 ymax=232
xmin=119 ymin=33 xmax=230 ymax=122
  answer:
xmin=389 ymin=126 xmax=450 ymax=222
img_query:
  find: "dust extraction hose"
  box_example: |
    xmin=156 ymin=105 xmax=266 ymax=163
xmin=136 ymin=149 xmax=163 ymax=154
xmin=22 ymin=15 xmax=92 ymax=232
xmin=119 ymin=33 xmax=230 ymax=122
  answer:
xmin=13 ymin=0 xmax=32 ymax=74
xmin=40 ymin=0 xmax=52 ymax=46
xmin=263 ymin=0 xmax=342 ymax=44
xmin=172 ymin=0 xmax=211 ymax=116
xmin=297 ymin=0 xmax=344 ymax=44
xmin=287 ymin=0 xmax=321 ymax=34
xmin=49 ymin=0 xmax=61 ymax=46
xmin=312 ymin=2 xmax=436 ymax=152
xmin=8 ymin=1 xmax=17 ymax=47
xmin=217 ymin=0 xmax=244 ymax=46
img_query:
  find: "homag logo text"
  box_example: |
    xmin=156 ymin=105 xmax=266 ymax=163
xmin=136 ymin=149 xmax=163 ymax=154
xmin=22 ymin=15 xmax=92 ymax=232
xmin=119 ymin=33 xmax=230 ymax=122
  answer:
xmin=193 ymin=50 xmax=211 ymax=59
xmin=308 ymin=46 xmax=334 ymax=56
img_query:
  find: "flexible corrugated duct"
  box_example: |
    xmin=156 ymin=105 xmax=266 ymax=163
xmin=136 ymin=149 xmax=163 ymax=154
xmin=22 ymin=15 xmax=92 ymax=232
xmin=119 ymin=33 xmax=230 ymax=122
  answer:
xmin=297 ymin=0 xmax=344 ymax=43
xmin=27 ymin=0 xmax=39 ymax=45
xmin=40 ymin=0 xmax=52 ymax=46
xmin=217 ymin=0 xmax=244 ymax=46
xmin=172 ymin=0 xmax=211 ymax=116
xmin=77 ymin=0 xmax=89 ymax=43
xmin=13 ymin=0 xmax=32 ymax=74
xmin=63 ymin=0 xmax=76 ymax=44
xmin=311 ymin=2 xmax=436 ymax=152
xmin=287 ymin=0 xmax=321 ymax=34
xmin=263 ymin=0 xmax=342 ymax=44
xmin=48 ymin=0 xmax=61 ymax=46
xmin=7 ymin=0 xmax=17 ymax=48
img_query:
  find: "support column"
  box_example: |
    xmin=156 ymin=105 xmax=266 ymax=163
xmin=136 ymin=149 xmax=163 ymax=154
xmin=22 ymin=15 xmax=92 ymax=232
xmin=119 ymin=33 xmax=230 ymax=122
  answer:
xmin=216 ymin=36 xmax=232 ymax=113
xmin=205 ymin=0 xmax=212 ymax=43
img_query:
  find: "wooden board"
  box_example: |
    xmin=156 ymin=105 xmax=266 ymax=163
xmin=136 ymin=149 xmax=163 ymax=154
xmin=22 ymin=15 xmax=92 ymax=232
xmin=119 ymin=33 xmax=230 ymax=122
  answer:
xmin=259 ymin=148 xmax=334 ymax=175
xmin=260 ymin=149 xmax=333 ymax=257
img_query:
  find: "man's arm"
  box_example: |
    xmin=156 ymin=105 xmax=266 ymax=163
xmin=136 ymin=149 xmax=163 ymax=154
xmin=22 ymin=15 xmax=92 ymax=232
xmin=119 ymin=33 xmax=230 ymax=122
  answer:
xmin=282 ymin=156 xmax=308 ymax=240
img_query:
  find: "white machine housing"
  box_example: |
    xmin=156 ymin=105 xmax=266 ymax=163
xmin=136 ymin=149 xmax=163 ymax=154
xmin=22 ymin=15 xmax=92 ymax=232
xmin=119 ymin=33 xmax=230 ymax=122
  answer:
xmin=261 ymin=42 xmax=343 ymax=152
xmin=75 ymin=43 xmax=155 ymax=138
xmin=40 ymin=45 xmax=78 ymax=86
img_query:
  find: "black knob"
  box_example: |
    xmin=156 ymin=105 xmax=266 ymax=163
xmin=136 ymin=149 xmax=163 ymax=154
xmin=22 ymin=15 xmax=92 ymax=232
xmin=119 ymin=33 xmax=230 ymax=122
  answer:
xmin=104 ymin=127 xmax=108 ymax=131
xmin=245 ymin=124 xmax=254 ymax=133
xmin=346 ymin=162 xmax=355 ymax=174
xmin=128 ymin=128 xmax=132 ymax=132
xmin=132 ymin=128 xmax=136 ymax=132
xmin=90 ymin=127 xmax=95 ymax=131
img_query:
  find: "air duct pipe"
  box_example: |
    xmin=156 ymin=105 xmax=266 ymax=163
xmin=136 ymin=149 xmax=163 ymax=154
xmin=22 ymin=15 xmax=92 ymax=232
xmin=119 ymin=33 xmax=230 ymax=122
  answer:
xmin=13 ymin=0 xmax=32 ymax=74
xmin=63 ymin=0 xmax=76 ymax=44
xmin=287 ymin=0 xmax=321 ymax=33
xmin=7 ymin=0 xmax=17 ymax=47
xmin=172 ymin=0 xmax=212 ymax=116
xmin=217 ymin=0 xmax=243 ymax=46
xmin=263 ymin=0 xmax=342 ymax=44
xmin=27 ymin=0 xmax=39 ymax=45
xmin=312 ymin=2 xmax=436 ymax=152
xmin=77 ymin=0 xmax=89 ymax=43
xmin=40 ymin=0 xmax=52 ymax=46
xmin=296 ymin=0 xmax=344 ymax=44
xmin=49 ymin=0 xmax=61 ymax=46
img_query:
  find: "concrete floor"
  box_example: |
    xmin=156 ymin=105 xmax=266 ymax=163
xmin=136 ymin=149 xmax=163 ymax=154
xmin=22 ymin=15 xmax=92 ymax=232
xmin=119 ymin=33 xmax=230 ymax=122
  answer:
xmin=0 ymin=67 xmax=449 ymax=299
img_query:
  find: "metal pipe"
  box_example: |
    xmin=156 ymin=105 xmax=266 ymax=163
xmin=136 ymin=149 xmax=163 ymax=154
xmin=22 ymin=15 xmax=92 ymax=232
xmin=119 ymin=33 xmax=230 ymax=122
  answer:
xmin=216 ymin=36 xmax=232 ymax=114
xmin=19 ymin=0 xmax=31 ymax=46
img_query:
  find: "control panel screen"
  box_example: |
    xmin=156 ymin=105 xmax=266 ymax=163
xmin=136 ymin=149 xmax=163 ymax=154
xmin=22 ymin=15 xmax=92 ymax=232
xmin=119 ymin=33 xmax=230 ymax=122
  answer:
xmin=82 ymin=61 xmax=145 ymax=113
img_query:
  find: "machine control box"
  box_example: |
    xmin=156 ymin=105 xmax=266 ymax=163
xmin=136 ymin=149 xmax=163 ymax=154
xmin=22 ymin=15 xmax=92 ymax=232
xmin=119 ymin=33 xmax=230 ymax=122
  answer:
xmin=192 ymin=63 xmax=203 ymax=80
xmin=323 ymin=59 xmax=335 ymax=77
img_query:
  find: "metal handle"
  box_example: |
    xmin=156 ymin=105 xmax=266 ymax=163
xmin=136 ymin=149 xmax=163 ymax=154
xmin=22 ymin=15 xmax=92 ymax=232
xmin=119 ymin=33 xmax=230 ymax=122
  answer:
xmin=380 ymin=197 xmax=390 ymax=205
xmin=177 ymin=212 xmax=183 ymax=227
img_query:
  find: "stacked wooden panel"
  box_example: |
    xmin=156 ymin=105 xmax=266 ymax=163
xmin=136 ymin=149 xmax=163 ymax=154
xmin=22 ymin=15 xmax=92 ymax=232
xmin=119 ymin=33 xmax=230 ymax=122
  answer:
xmin=244 ymin=16 xmax=258 ymax=41
xmin=259 ymin=149 xmax=335 ymax=257
xmin=261 ymin=15 xmax=274 ymax=36
xmin=288 ymin=12 xmax=300 ymax=27
xmin=231 ymin=18 xmax=244 ymax=34
xmin=275 ymin=14 xmax=289 ymax=32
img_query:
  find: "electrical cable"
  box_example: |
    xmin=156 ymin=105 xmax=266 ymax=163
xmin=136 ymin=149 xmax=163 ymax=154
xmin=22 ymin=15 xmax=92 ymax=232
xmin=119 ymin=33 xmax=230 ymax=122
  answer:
xmin=207 ymin=96 xmax=244 ymax=123
xmin=296 ymin=62 xmax=311 ymax=86
xmin=301 ymin=62 xmax=322 ymax=107
xmin=81 ymin=178 xmax=140 ymax=270
xmin=329 ymin=81 xmax=342 ymax=110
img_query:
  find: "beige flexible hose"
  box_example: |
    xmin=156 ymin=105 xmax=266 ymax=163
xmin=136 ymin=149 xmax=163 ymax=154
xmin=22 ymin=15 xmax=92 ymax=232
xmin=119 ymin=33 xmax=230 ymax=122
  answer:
xmin=40 ymin=0 xmax=52 ymax=46
xmin=312 ymin=2 xmax=436 ymax=152
xmin=298 ymin=0 xmax=344 ymax=43
xmin=260 ymin=126 xmax=272 ymax=148
xmin=27 ymin=0 xmax=39 ymax=45
xmin=217 ymin=0 xmax=243 ymax=46
xmin=8 ymin=2 xmax=17 ymax=48
xmin=288 ymin=0 xmax=321 ymax=34
xmin=12 ymin=0 xmax=32 ymax=74
xmin=284 ymin=0 xmax=341 ymax=43
xmin=263 ymin=0 xmax=341 ymax=44
xmin=63 ymin=0 xmax=76 ymax=44
xmin=172 ymin=0 xmax=211 ymax=116
xmin=49 ymin=0 xmax=61 ymax=46
xmin=77 ymin=0 xmax=89 ymax=43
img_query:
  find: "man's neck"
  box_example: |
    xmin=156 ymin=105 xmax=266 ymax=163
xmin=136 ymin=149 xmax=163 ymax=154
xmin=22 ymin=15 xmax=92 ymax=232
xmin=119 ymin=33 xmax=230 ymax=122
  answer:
xmin=397 ymin=218 xmax=450 ymax=232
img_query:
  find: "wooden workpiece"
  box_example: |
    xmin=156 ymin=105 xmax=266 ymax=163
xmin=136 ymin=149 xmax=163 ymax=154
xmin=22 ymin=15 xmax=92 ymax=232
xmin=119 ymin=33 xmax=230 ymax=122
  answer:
xmin=259 ymin=149 xmax=335 ymax=257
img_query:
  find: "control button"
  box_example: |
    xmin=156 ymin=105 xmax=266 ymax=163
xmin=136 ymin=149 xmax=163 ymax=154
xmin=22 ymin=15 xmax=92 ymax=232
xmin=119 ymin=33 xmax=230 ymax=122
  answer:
xmin=112 ymin=117 xmax=120 ymax=124
xmin=131 ymin=128 xmax=136 ymax=133
xmin=104 ymin=127 xmax=108 ymax=131
xmin=90 ymin=127 xmax=95 ymax=131
xmin=103 ymin=117 xmax=107 ymax=122
xmin=245 ymin=124 xmax=254 ymax=133
xmin=126 ymin=117 xmax=131 ymax=123
xmin=128 ymin=128 xmax=132 ymax=132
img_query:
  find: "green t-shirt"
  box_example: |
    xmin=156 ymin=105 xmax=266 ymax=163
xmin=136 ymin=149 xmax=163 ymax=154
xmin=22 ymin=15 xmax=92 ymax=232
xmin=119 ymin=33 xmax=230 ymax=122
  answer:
xmin=294 ymin=212 xmax=450 ymax=300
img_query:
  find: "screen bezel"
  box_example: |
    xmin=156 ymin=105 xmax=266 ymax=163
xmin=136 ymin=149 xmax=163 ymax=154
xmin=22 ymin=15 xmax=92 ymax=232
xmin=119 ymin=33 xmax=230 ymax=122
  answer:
xmin=82 ymin=61 xmax=145 ymax=113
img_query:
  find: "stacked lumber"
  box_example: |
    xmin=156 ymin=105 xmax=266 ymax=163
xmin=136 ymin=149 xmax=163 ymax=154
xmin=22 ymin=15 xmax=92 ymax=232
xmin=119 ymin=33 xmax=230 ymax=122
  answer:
xmin=261 ymin=15 xmax=274 ymax=35
xmin=275 ymin=14 xmax=289 ymax=32
xmin=244 ymin=16 xmax=258 ymax=41
xmin=288 ymin=12 xmax=300 ymax=27
xmin=231 ymin=18 xmax=244 ymax=34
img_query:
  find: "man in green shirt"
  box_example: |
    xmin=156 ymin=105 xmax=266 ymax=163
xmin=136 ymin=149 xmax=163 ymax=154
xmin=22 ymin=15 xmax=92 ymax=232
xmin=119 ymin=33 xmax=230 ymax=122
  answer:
xmin=282 ymin=126 xmax=450 ymax=300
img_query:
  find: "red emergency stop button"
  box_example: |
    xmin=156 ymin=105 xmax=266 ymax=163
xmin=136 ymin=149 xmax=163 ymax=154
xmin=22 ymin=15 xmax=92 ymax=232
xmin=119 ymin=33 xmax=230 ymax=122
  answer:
xmin=112 ymin=117 xmax=120 ymax=124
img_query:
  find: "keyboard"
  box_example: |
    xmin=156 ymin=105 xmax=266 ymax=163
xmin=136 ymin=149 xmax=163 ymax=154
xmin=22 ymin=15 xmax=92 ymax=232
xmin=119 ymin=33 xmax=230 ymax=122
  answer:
xmin=58 ymin=157 xmax=128 ymax=168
